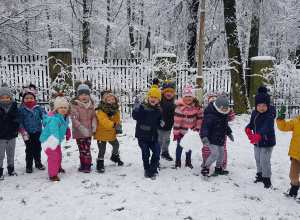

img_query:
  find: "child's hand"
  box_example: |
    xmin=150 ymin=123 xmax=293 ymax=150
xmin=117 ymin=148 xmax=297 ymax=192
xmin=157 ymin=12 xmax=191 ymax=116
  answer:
xmin=245 ymin=128 xmax=254 ymax=140
xmin=201 ymin=137 xmax=210 ymax=146
xmin=228 ymin=134 xmax=234 ymax=142
xmin=79 ymin=125 xmax=89 ymax=136
xmin=66 ymin=128 xmax=71 ymax=141
xmin=114 ymin=124 xmax=123 ymax=134
xmin=134 ymin=97 xmax=141 ymax=110
xmin=250 ymin=134 xmax=262 ymax=144
xmin=92 ymin=121 xmax=97 ymax=133
xmin=21 ymin=130 xmax=29 ymax=141
xmin=159 ymin=120 xmax=165 ymax=127
xmin=173 ymin=135 xmax=181 ymax=141
xmin=278 ymin=105 xmax=286 ymax=120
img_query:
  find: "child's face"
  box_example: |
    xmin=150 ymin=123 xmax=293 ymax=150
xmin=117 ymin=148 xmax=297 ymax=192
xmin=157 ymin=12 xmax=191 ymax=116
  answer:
xmin=57 ymin=107 xmax=68 ymax=115
xmin=148 ymin=96 xmax=159 ymax=106
xmin=24 ymin=94 xmax=35 ymax=103
xmin=106 ymin=95 xmax=116 ymax=104
xmin=183 ymin=96 xmax=194 ymax=105
xmin=0 ymin=94 xmax=11 ymax=102
xmin=163 ymin=91 xmax=174 ymax=100
xmin=218 ymin=107 xmax=228 ymax=113
xmin=257 ymin=103 xmax=268 ymax=113
xmin=78 ymin=94 xmax=90 ymax=103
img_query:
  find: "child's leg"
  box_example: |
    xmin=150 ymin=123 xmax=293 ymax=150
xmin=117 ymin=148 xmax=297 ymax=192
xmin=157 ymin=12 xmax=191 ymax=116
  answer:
xmin=45 ymin=147 xmax=60 ymax=177
xmin=259 ymin=147 xmax=273 ymax=178
xmin=0 ymin=140 xmax=7 ymax=168
xmin=175 ymin=140 xmax=183 ymax=160
xmin=205 ymin=144 xmax=219 ymax=167
xmin=185 ymin=150 xmax=192 ymax=160
xmin=149 ymin=140 xmax=160 ymax=167
xmin=6 ymin=138 xmax=16 ymax=167
xmin=216 ymin=145 xmax=225 ymax=168
xmin=138 ymin=140 xmax=151 ymax=171
xmin=110 ymin=139 xmax=120 ymax=155
xmin=202 ymin=145 xmax=211 ymax=165
xmin=77 ymin=138 xmax=92 ymax=161
xmin=24 ymin=135 xmax=34 ymax=161
xmin=31 ymin=132 xmax=42 ymax=162
xmin=158 ymin=129 xmax=163 ymax=153
xmin=57 ymin=145 xmax=62 ymax=169
xmin=222 ymin=137 xmax=228 ymax=168
xmin=97 ymin=140 xmax=107 ymax=160
xmin=159 ymin=130 xmax=171 ymax=153
xmin=290 ymin=158 xmax=300 ymax=186
xmin=254 ymin=146 xmax=262 ymax=173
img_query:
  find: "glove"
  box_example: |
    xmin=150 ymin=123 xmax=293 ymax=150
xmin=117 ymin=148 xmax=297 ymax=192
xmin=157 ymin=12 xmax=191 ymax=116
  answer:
xmin=160 ymin=120 xmax=165 ymax=127
xmin=202 ymin=137 xmax=210 ymax=146
xmin=78 ymin=125 xmax=89 ymax=136
xmin=21 ymin=130 xmax=29 ymax=141
xmin=228 ymin=134 xmax=234 ymax=142
xmin=245 ymin=128 xmax=254 ymax=140
xmin=134 ymin=97 xmax=141 ymax=110
xmin=173 ymin=135 xmax=181 ymax=141
xmin=92 ymin=121 xmax=97 ymax=133
xmin=250 ymin=134 xmax=262 ymax=144
xmin=278 ymin=105 xmax=286 ymax=120
xmin=114 ymin=124 xmax=123 ymax=134
xmin=66 ymin=128 xmax=71 ymax=141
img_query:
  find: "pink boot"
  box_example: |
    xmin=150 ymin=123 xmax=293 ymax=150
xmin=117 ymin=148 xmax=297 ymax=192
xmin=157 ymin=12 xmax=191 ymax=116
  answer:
xmin=83 ymin=158 xmax=92 ymax=173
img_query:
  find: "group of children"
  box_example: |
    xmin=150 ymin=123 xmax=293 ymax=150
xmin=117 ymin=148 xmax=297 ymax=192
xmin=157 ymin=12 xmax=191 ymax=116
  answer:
xmin=0 ymin=81 xmax=299 ymax=200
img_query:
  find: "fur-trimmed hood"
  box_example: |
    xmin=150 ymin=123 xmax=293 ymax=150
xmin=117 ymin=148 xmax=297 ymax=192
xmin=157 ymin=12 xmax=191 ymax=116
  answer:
xmin=70 ymin=97 xmax=95 ymax=106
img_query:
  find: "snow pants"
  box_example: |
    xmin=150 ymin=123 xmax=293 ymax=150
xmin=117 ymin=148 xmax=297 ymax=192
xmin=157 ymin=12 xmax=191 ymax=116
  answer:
xmin=205 ymin=144 xmax=225 ymax=168
xmin=45 ymin=145 xmax=62 ymax=177
xmin=0 ymin=138 xmax=16 ymax=168
xmin=158 ymin=129 xmax=171 ymax=153
xmin=202 ymin=136 xmax=228 ymax=167
xmin=24 ymin=131 xmax=42 ymax=161
xmin=76 ymin=137 xmax=92 ymax=163
xmin=254 ymin=146 xmax=273 ymax=178
xmin=290 ymin=158 xmax=300 ymax=186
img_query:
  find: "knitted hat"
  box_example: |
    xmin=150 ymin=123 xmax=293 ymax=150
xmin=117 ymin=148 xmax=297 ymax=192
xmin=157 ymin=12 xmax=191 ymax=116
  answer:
xmin=53 ymin=93 xmax=69 ymax=110
xmin=207 ymin=94 xmax=218 ymax=105
xmin=255 ymin=86 xmax=270 ymax=108
xmin=214 ymin=92 xmax=229 ymax=109
xmin=0 ymin=83 xmax=13 ymax=100
xmin=162 ymin=80 xmax=175 ymax=94
xmin=101 ymin=89 xmax=112 ymax=98
xmin=75 ymin=80 xmax=92 ymax=96
xmin=182 ymin=86 xmax=195 ymax=98
xmin=147 ymin=85 xmax=161 ymax=101
xmin=22 ymin=84 xmax=36 ymax=99
xmin=103 ymin=92 xmax=119 ymax=103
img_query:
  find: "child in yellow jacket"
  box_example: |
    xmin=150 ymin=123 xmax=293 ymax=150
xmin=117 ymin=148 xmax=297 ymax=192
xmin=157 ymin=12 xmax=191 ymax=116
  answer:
xmin=276 ymin=106 xmax=300 ymax=198
xmin=94 ymin=91 xmax=123 ymax=173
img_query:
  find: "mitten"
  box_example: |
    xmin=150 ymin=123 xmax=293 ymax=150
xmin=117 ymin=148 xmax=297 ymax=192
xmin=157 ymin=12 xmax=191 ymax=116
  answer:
xmin=277 ymin=105 xmax=286 ymax=120
xmin=134 ymin=97 xmax=141 ymax=110
xmin=250 ymin=134 xmax=262 ymax=144
xmin=160 ymin=120 xmax=165 ymax=127
xmin=21 ymin=130 xmax=29 ymax=141
xmin=114 ymin=124 xmax=123 ymax=134
xmin=228 ymin=134 xmax=234 ymax=142
xmin=173 ymin=135 xmax=181 ymax=141
xmin=245 ymin=128 xmax=254 ymax=140
xmin=66 ymin=128 xmax=71 ymax=141
xmin=92 ymin=121 xmax=97 ymax=133
xmin=201 ymin=137 xmax=210 ymax=146
xmin=78 ymin=125 xmax=89 ymax=136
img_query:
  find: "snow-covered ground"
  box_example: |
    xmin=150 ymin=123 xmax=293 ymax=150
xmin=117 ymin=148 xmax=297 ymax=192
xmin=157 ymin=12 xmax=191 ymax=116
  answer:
xmin=1 ymin=114 xmax=299 ymax=220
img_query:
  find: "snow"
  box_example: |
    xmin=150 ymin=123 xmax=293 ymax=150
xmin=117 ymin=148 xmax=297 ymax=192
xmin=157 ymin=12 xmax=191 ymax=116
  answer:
xmin=152 ymin=53 xmax=177 ymax=58
xmin=180 ymin=129 xmax=202 ymax=152
xmin=1 ymin=114 xmax=300 ymax=219
xmin=250 ymin=56 xmax=276 ymax=61
xmin=47 ymin=48 xmax=72 ymax=53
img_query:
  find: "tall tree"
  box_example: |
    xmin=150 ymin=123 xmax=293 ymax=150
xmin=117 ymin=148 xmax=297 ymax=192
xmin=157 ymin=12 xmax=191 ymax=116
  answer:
xmin=187 ymin=0 xmax=199 ymax=67
xmin=223 ymin=0 xmax=248 ymax=114
xmin=127 ymin=0 xmax=135 ymax=58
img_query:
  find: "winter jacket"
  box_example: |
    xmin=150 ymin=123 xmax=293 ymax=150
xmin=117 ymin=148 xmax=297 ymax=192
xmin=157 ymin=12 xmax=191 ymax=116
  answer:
xmin=276 ymin=114 xmax=300 ymax=160
xmin=173 ymin=98 xmax=203 ymax=136
xmin=245 ymin=106 xmax=276 ymax=148
xmin=18 ymin=103 xmax=47 ymax=133
xmin=70 ymin=98 xmax=97 ymax=139
xmin=0 ymin=102 xmax=22 ymax=140
xmin=201 ymin=102 xmax=232 ymax=146
xmin=94 ymin=109 xmax=121 ymax=142
xmin=39 ymin=112 xmax=70 ymax=147
xmin=132 ymin=103 xmax=162 ymax=141
xmin=159 ymin=95 xmax=176 ymax=131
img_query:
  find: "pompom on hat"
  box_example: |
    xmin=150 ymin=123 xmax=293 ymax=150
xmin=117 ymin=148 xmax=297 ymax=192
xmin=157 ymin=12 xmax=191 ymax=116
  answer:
xmin=147 ymin=78 xmax=162 ymax=101
xmin=182 ymin=86 xmax=195 ymax=98
xmin=0 ymin=83 xmax=13 ymax=100
xmin=255 ymin=86 xmax=270 ymax=108
xmin=162 ymin=80 xmax=175 ymax=94
xmin=53 ymin=93 xmax=69 ymax=111
xmin=21 ymin=84 xmax=36 ymax=99
xmin=75 ymin=80 xmax=92 ymax=96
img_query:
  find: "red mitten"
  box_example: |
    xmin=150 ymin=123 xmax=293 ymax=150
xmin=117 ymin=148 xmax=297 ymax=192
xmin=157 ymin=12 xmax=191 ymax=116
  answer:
xmin=250 ymin=134 xmax=262 ymax=144
xmin=245 ymin=128 xmax=254 ymax=140
xmin=173 ymin=135 xmax=181 ymax=141
xmin=66 ymin=128 xmax=71 ymax=141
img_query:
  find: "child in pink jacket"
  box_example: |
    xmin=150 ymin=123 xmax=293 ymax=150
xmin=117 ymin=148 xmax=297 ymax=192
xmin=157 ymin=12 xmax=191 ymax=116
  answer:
xmin=70 ymin=81 xmax=97 ymax=173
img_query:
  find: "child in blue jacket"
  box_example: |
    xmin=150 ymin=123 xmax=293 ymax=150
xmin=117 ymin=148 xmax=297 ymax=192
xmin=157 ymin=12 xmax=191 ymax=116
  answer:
xmin=40 ymin=93 xmax=70 ymax=181
xmin=245 ymin=86 xmax=276 ymax=188
xmin=18 ymin=84 xmax=47 ymax=173
xmin=133 ymin=84 xmax=164 ymax=180
xmin=0 ymin=83 xmax=22 ymax=180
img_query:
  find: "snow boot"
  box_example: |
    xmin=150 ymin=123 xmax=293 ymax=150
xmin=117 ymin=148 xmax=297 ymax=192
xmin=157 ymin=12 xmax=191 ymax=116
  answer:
xmin=7 ymin=165 xmax=17 ymax=176
xmin=34 ymin=158 xmax=45 ymax=170
xmin=262 ymin=177 xmax=272 ymax=188
xmin=0 ymin=168 xmax=4 ymax=180
xmin=214 ymin=166 xmax=229 ymax=175
xmin=161 ymin=151 xmax=173 ymax=161
xmin=96 ymin=159 xmax=105 ymax=173
xmin=185 ymin=159 xmax=193 ymax=169
xmin=110 ymin=153 xmax=124 ymax=166
xmin=254 ymin=172 xmax=263 ymax=183
xmin=288 ymin=184 xmax=299 ymax=198
xmin=201 ymin=165 xmax=210 ymax=177
xmin=151 ymin=164 xmax=158 ymax=176
xmin=26 ymin=159 xmax=33 ymax=173
xmin=78 ymin=162 xmax=84 ymax=172
xmin=144 ymin=169 xmax=156 ymax=180
xmin=49 ymin=176 xmax=60 ymax=181
xmin=175 ymin=160 xmax=181 ymax=169
xmin=83 ymin=158 xmax=92 ymax=173
xmin=58 ymin=168 xmax=65 ymax=173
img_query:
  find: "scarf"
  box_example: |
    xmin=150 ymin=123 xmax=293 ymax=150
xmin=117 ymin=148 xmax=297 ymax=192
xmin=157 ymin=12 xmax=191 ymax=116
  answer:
xmin=23 ymin=101 xmax=36 ymax=109
xmin=98 ymin=101 xmax=119 ymax=117
xmin=0 ymin=101 xmax=13 ymax=113
xmin=76 ymin=99 xmax=91 ymax=109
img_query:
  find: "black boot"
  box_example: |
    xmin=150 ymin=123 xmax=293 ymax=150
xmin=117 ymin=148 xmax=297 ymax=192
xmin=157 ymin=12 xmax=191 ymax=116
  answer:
xmin=110 ymin=154 xmax=124 ymax=166
xmin=201 ymin=166 xmax=210 ymax=177
xmin=35 ymin=158 xmax=45 ymax=170
xmin=175 ymin=160 xmax=181 ymax=169
xmin=7 ymin=165 xmax=17 ymax=176
xmin=254 ymin=172 xmax=263 ymax=183
xmin=214 ymin=166 xmax=229 ymax=175
xmin=96 ymin=160 xmax=105 ymax=173
xmin=26 ymin=159 xmax=33 ymax=173
xmin=185 ymin=159 xmax=193 ymax=169
xmin=262 ymin=177 xmax=272 ymax=188
xmin=0 ymin=167 xmax=4 ymax=180
xmin=161 ymin=151 xmax=173 ymax=161
xmin=288 ymin=184 xmax=299 ymax=198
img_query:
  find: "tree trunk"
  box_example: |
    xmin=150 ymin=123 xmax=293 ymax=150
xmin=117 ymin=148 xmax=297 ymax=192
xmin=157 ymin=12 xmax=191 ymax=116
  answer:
xmin=223 ymin=0 xmax=248 ymax=114
xmin=187 ymin=0 xmax=199 ymax=68
xmin=82 ymin=0 xmax=90 ymax=62
xmin=127 ymin=0 xmax=135 ymax=58
xmin=104 ymin=0 xmax=111 ymax=60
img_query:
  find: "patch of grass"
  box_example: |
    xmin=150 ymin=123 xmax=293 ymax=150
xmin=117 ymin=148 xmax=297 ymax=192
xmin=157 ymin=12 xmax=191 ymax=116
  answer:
xmin=67 ymin=152 xmax=72 ymax=157
xmin=183 ymin=216 xmax=193 ymax=220
xmin=64 ymin=145 xmax=71 ymax=149
xmin=114 ymin=207 xmax=124 ymax=211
